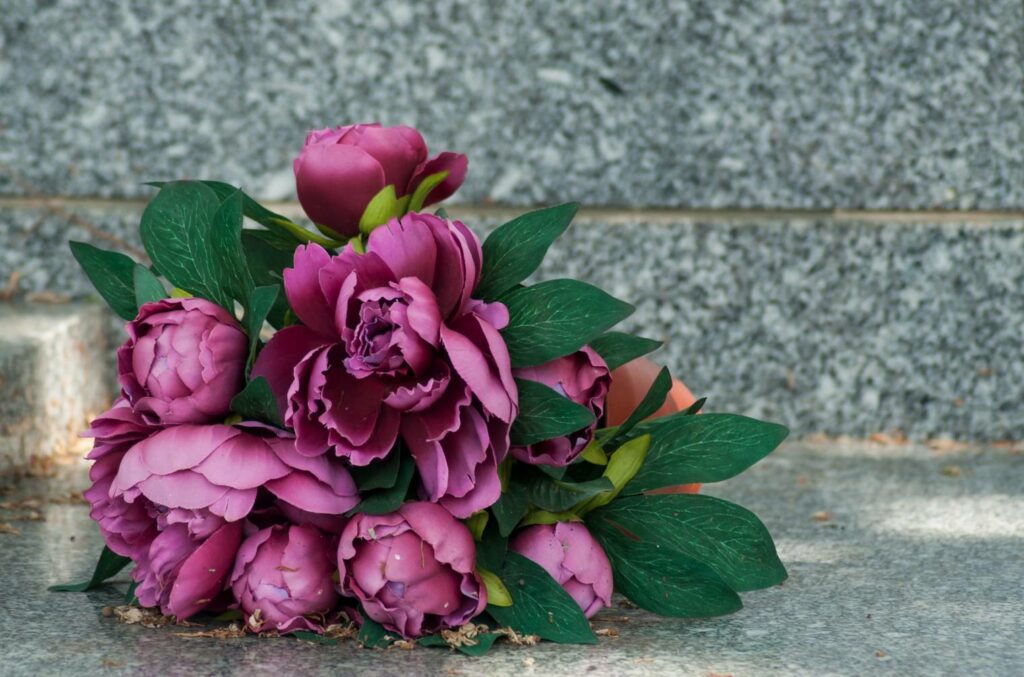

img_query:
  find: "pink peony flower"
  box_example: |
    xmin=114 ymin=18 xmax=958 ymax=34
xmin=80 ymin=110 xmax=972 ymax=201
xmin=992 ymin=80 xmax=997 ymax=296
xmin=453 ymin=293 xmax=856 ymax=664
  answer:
xmin=83 ymin=399 xmax=159 ymax=564
xmin=118 ymin=297 xmax=247 ymax=425
xmin=230 ymin=524 xmax=340 ymax=633
xmin=134 ymin=521 xmax=243 ymax=619
xmin=253 ymin=212 xmax=517 ymax=517
xmin=337 ymin=502 xmax=486 ymax=638
xmin=511 ymin=346 xmax=611 ymax=466
xmin=510 ymin=522 xmax=613 ymax=618
xmin=294 ymin=123 xmax=467 ymax=238
xmin=95 ymin=423 xmax=358 ymax=618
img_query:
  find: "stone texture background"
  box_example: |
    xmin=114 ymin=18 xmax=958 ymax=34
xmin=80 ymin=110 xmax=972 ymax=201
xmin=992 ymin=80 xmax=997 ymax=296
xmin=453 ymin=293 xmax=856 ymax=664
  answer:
xmin=1 ymin=1 xmax=1022 ymax=439
xmin=1 ymin=0 xmax=1022 ymax=207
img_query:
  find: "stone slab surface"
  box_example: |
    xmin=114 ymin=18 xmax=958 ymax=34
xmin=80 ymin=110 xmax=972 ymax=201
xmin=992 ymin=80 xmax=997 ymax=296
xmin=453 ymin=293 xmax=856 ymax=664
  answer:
xmin=3 ymin=202 xmax=1022 ymax=440
xmin=1 ymin=441 xmax=1021 ymax=675
xmin=0 ymin=303 xmax=116 ymax=475
xmin=2 ymin=1 xmax=1022 ymax=208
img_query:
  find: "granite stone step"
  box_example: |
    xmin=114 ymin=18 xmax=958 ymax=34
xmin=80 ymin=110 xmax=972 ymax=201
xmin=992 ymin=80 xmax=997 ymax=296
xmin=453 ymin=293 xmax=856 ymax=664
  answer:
xmin=0 ymin=303 xmax=116 ymax=475
xmin=1 ymin=440 xmax=1020 ymax=675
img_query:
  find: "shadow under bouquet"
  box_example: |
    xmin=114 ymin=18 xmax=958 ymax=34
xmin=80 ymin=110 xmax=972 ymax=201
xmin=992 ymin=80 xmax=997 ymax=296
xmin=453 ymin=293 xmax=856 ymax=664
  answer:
xmin=59 ymin=123 xmax=789 ymax=652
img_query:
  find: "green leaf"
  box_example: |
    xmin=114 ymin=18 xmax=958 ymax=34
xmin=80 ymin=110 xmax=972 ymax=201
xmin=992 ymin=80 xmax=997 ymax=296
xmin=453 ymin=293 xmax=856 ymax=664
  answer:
xmin=242 ymin=285 xmax=279 ymax=374
xmin=623 ymin=414 xmax=789 ymax=492
xmin=407 ymin=170 xmax=450 ymax=213
xmin=241 ymin=230 xmax=293 ymax=328
xmin=49 ymin=546 xmax=131 ymax=592
xmin=346 ymin=453 xmax=414 ymax=516
xmin=132 ymin=264 xmax=166 ymax=307
xmin=357 ymin=618 xmax=397 ymax=648
xmin=478 ymin=568 xmax=513 ymax=607
xmin=292 ymin=630 xmax=338 ymax=645
xmin=577 ymin=435 xmax=650 ymax=513
xmin=487 ymin=553 xmax=597 ymax=644
xmin=434 ymin=207 xmax=450 ymax=219
xmin=490 ymin=485 xmax=529 ymax=537
xmin=520 ymin=509 xmax=580 ymax=527
xmin=210 ymin=188 xmax=255 ymax=305
xmin=125 ymin=579 xmax=139 ymax=605
xmin=586 ymin=494 xmax=787 ymax=592
xmin=152 ymin=179 xmax=341 ymax=249
xmin=359 ymin=184 xmax=400 ymax=235
xmin=601 ymin=367 xmax=671 ymax=448
xmin=579 ymin=440 xmax=607 ymax=466
xmin=588 ymin=332 xmax=663 ymax=371
xmin=476 ymin=203 xmax=579 ymax=301
xmin=68 ymin=241 xmax=138 ymax=321
xmin=536 ymin=464 xmax=567 ymax=480
xmin=510 ymin=378 xmax=596 ymax=447
xmin=590 ymin=524 xmax=742 ymax=617
xmin=501 ymin=280 xmax=634 ymax=367
xmin=682 ymin=397 xmax=707 ymax=416
xmin=229 ymin=376 xmax=284 ymax=427
xmin=476 ymin=522 xmax=508 ymax=573
xmin=348 ymin=451 xmax=401 ymax=492
xmin=139 ymin=181 xmax=233 ymax=309
xmin=524 ymin=473 xmax=613 ymax=512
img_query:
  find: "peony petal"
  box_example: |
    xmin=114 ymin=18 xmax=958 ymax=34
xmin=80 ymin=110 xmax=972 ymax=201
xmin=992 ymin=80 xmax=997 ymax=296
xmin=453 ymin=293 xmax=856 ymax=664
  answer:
xmin=252 ymin=325 xmax=331 ymax=419
xmin=295 ymin=143 xmax=385 ymax=238
xmin=265 ymin=471 xmax=359 ymax=515
xmin=167 ymin=521 xmax=243 ymax=619
xmin=367 ymin=217 xmax=439 ymax=286
xmin=399 ymin=502 xmax=476 ymax=574
xmin=413 ymin=152 xmax=468 ymax=206
xmin=283 ymin=244 xmax=338 ymax=338
xmin=440 ymin=318 xmax=516 ymax=422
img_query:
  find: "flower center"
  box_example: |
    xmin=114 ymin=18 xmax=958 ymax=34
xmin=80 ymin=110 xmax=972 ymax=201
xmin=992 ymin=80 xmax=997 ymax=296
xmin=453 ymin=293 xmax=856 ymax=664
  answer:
xmin=344 ymin=298 xmax=407 ymax=377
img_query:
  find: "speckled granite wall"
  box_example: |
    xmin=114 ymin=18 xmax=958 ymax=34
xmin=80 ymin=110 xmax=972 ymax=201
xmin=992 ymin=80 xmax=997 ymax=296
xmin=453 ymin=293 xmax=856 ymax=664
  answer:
xmin=1 ymin=0 xmax=1022 ymax=208
xmin=2 ymin=204 xmax=1021 ymax=440
xmin=1 ymin=1 xmax=1021 ymax=439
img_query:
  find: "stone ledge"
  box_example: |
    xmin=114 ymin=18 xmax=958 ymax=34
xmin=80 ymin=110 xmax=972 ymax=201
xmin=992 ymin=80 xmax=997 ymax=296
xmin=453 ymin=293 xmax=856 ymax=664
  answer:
xmin=0 ymin=303 xmax=116 ymax=475
xmin=3 ymin=203 xmax=1024 ymax=440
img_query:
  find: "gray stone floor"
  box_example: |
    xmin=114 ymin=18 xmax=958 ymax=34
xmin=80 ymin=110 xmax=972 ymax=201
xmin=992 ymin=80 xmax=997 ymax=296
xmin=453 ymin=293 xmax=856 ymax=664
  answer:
xmin=1 ymin=440 xmax=1021 ymax=676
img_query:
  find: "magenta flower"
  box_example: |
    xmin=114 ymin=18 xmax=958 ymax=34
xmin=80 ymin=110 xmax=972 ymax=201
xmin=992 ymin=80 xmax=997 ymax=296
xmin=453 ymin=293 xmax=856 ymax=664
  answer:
xmin=134 ymin=521 xmax=243 ymax=619
xmin=510 ymin=522 xmax=613 ymax=618
xmin=253 ymin=212 xmax=517 ymax=517
xmin=294 ymin=123 xmax=468 ymax=238
xmin=110 ymin=424 xmax=359 ymax=528
xmin=511 ymin=346 xmax=611 ymax=466
xmin=337 ymin=502 xmax=486 ymax=638
xmin=118 ymin=297 xmax=247 ymax=425
xmin=83 ymin=399 xmax=159 ymax=564
xmin=230 ymin=524 xmax=340 ymax=633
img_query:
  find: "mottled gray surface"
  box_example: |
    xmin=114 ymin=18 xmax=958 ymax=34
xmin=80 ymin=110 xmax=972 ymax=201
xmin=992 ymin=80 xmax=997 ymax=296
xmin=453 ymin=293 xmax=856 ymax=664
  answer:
xmin=2 ymin=202 xmax=1022 ymax=439
xmin=2 ymin=1 xmax=1022 ymax=208
xmin=1 ymin=441 xmax=1021 ymax=675
xmin=0 ymin=304 xmax=116 ymax=474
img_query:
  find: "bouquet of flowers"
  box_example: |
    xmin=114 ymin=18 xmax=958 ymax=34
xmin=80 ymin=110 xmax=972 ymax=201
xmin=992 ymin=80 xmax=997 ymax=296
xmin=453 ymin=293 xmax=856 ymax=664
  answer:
xmin=58 ymin=123 xmax=788 ymax=651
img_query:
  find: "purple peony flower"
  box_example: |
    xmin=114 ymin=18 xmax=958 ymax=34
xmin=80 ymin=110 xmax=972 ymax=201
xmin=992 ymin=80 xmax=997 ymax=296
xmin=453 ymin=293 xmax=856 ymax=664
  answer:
xmin=253 ymin=212 xmax=517 ymax=517
xmin=511 ymin=346 xmax=611 ymax=466
xmin=95 ymin=423 xmax=357 ymax=618
xmin=230 ymin=524 xmax=340 ymax=633
xmin=510 ymin=522 xmax=613 ymax=618
xmin=134 ymin=520 xmax=243 ymax=619
xmin=83 ymin=398 xmax=159 ymax=563
xmin=118 ymin=297 xmax=247 ymax=425
xmin=337 ymin=502 xmax=486 ymax=638
xmin=294 ymin=123 xmax=467 ymax=238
